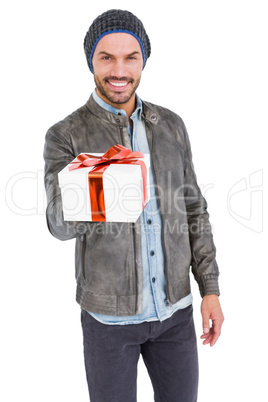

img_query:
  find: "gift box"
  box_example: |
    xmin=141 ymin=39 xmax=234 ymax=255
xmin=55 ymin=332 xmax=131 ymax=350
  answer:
xmin=58 ymin=144 xmax=150 ymax=223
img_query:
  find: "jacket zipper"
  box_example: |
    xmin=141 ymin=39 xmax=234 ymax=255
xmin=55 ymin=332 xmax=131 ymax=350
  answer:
xmin=130 ymin=223 xmax=137 ymax=306
xmin=145 ymin=120 xmax=171 ymax=304
xmin=80 ymin=234 xmax=86 ymax=280
xmin=119 ymin=126 xmax=138 ymax=308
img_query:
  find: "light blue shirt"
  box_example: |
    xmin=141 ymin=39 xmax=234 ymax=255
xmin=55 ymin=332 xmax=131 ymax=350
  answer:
xmin=88 ymin=90 xmax=192 ymax=325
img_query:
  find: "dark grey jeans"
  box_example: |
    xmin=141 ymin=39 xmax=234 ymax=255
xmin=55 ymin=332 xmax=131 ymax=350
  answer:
xmin=81 ymin=305 xmax=198 ymax=402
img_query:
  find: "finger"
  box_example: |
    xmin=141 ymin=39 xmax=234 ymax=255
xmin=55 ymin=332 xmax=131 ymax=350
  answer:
xmin=209 ymin=323 xmax=221 ymax=347
xmin=200 ymin=330 xmax=211 ymax=338
xmin=200 ymin=329 xmax=213 ymax=345
xmin=203 ymin=334 xmax=213 ymax=346
xmin=202 ymin=314 xmax=210 ymax=335
xmin=200 ymin=333 xmax=210 ymax=340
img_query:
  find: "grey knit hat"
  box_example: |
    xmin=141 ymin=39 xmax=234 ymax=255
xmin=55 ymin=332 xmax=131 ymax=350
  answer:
xmin=84 ymin=9 xmax=151 ymax=73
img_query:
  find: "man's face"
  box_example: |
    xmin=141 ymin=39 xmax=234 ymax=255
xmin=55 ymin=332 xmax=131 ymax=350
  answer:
xmin=92 ymin=33 xmax=143 ymax=110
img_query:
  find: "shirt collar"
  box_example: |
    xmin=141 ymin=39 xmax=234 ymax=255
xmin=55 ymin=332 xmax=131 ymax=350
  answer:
xmin=92 ymin=90 xmax=143 ymax=119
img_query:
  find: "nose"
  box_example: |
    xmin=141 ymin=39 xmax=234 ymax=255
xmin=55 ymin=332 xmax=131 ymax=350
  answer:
xmin=110 ymin=59 xmax=127 ymax=78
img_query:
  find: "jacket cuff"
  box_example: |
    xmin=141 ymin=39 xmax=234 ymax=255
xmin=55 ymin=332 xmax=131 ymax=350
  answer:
xmin=198 ymin=274 xmax=220 ymax=297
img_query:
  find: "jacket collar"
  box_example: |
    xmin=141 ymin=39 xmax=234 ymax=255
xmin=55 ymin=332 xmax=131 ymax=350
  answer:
xmin=142 ymin=102 xmax=160 ymax=125
xmin=86 ymin=94 xmax=160 ymax=127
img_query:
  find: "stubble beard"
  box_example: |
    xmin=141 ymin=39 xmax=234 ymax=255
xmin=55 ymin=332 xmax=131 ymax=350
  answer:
xmin=94 ymin=75 xmax=141 ymax=105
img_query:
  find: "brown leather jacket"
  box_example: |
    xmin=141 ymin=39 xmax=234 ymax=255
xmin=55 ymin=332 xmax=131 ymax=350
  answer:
xmin=43 ymin=95 xmax=220 ymax=315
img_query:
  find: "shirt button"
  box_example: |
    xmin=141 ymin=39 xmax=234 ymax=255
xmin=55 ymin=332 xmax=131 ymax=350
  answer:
xmin=147 ymin=219 xmax=152 ymax=225
xmin=150 ymin=250 xmax=155 ymax=256
xmin=152 ymin=277 xmax=156 ymax=283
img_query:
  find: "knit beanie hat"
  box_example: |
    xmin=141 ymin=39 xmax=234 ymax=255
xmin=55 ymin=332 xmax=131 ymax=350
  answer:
xmin=84 ymin=9 xmax=151 ymax=73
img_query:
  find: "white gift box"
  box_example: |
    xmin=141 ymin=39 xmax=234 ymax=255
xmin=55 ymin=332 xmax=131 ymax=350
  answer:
xmin=58 ymin=153 xmax=150 ymax=222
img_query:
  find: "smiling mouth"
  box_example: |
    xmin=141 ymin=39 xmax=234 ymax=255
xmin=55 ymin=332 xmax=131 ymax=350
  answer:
xmin=108 ymin=81 xmax=128 ymax=87
xmin=105 ymin=78 xmax=133 ymax=90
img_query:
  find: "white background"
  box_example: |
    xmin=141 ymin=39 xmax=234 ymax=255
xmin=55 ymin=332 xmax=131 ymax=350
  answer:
xmin=1 ymin=0 xmax=267 ymax=401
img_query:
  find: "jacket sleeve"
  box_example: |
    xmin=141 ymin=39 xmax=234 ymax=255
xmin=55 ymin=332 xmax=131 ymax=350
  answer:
xmin=182 ymin=122 xmax=220 ymax=297
xmin=43 ymin=126 xmax=89 ymax=241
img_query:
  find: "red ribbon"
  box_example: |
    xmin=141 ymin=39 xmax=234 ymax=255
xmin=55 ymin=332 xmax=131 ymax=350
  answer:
xmin=68 ymin=144 xmax=148 ymax=221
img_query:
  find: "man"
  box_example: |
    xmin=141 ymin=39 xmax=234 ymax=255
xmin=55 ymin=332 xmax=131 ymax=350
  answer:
xmin=44 ymin=9 xmax=224 ymax=402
